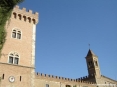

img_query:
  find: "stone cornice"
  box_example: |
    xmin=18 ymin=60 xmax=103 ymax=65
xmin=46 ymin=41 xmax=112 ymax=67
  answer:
xmin=0 ymin=62 xmax=35 ymax=69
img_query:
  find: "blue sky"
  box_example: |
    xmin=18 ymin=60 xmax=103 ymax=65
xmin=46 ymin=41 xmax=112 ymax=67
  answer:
xmin=19 ymin=0 xmax=117 ymax=80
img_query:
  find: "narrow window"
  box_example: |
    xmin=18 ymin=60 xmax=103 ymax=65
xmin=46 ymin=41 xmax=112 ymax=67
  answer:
xmin=18 ymin=14 xmax=21 ymax=20
xmin=20 ymin=76 xmax=21 ymax=81
xmin=9 ymin=56 xmax=13 ymax=64
xmin=28 ymin=17 xmax=31 ymax=23
xmin=2 ymin=74 xmax=4 ymax=79
xmin=13 ymin=13 xmax=16 ymax=19
xmin=17 ymin=31 xmax=21 ymax=39
xmin=90 ymin=61 xmax=92 ymax=64
xmin=12 ymin=30 xmax=16 ymax=38
xmin=95 ymin=61 xmax=98 ymax=66
xmin=32 ymin=19 xmax=36 ymax=24
xmin=88 ymin=62 xmax=90 ymax=65
xmin=14 ymin=58 xmax=19 ymax=64
xmin=23 ymin=16 xmax=26 ymax=21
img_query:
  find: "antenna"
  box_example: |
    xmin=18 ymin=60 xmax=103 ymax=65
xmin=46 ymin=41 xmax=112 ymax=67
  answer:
xmin=89 ymin=44 xmax=90 ymax=49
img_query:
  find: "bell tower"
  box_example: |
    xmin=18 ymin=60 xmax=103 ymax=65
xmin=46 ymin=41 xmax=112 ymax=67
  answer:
xmin=85 ymin=49 xmax=101 ymax=78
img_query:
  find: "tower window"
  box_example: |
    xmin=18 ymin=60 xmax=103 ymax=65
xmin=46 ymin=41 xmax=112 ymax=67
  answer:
xmin=88 ymin=62 xmax=90 ymax=65
xmin=17 ymin=31 xmax=21 ymax=39
xmin=9 ymin=56 xmax=13 ymax=64
xmin=23 ymin=16 xmax=26 ymax=21
xmin=90 ymin=61 xmax=92 ymax=64
xmin=8 ymin=52 xmax=19 ymax=65
xmin=95 ymin=61 xmax=98 ymax=66
xmin=14 ymin=58 xmax=19 ymax=64
xmin=12 ymin=30 xmax=16 ymax=38
xmin=28 ymin=17 xmax=31 ymax=23
xmin=32 ymin=19 xmax=36 ymax=24
xmin=94 ymin=61 xmax=98 ymax=66
xmin=13 ymin=13 xmax=17 ymax=19
xmin=12 ymin=29 xmax=21 ymax=39
xmin=18 ymin=14 xmax=21 ymax=20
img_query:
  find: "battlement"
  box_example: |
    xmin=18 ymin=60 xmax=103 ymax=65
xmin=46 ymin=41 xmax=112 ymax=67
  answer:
xmin=77 ymin=73 xmax=96 ymax=80
xmin=11 ymin=5 xmax=38 ymax=24
xmin=35 ymin=72 xmax=95 ymax=84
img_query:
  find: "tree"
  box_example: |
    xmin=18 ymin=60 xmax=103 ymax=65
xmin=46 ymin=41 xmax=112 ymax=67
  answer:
xmin=0 ymin=0 xmax=24 ymax=56
xmin=0 ymin=77 xmax=1 ymax=87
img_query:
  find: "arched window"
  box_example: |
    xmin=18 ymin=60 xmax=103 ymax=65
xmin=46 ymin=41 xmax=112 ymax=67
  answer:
xmin=94 ymin=61 xmax=98 ymax=66
xmin=23 ymin=16 xmax=26 ymax=22
xmin=12 ymin=30 xmax=16 ymax=38
xmin=32 ymin=19 xmax=36 ymax=24
xmin=12 ymin=29 xmax=21 ymax=39
xmin=17 ymin=31 xmax=21 ymax=39
xmin=8 ymin=52 xmax=19 ymax=65
xmin=18 ymin=14 xmax=21 ymax=20
xmin=28 ymin=17 xmax=31 ymax=23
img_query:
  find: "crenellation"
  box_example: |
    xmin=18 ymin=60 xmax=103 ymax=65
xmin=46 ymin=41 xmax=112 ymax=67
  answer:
xmin=28 ymin=10 xmax=33 ymax=14
xmin=22 ymin=7 xmax=26 ymax=11
xmin=74 ymin=79 xmax=76 ymax=82
xmin=41 ymin=73 xmax=43 ymax=76
xmin=35 ymin=72 xmax=94 ymax=85
xmin=55 ymin=76 xmax=58 ymax=78
xmin=51 ymin=75 xmax=54 ymax=78
xmin=44 ymin=74 xmax=47 ymax=77
xmin=12 ymin=5 xmax=38 ymax=24
xmin=76 ymin=79 xmax=78 ymax=81
xmin=43 ymin=74 xmax=46 ymax=77
xmin=35 ymin=74 xmax=96 ymax=87
xmin=15 ymin=5 xmax=19 ymax=9
xmin=48 ymin=75 xmax=50 ymax=77
xmin=62 ymin=77 xmax=64 ymax=79
xmin=35 ymin=12 xmax=38 ymax=15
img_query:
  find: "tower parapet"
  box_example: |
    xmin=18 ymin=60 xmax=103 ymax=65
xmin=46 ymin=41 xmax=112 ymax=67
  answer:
xmin=11 ymin=5 xmax=38 ymax=24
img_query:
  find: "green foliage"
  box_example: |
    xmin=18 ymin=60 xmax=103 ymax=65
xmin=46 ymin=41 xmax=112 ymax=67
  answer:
xmin=0 ymin=77 xmax=1 ymax=82
xmin=0 ymin=0 xmax=24 ymax=55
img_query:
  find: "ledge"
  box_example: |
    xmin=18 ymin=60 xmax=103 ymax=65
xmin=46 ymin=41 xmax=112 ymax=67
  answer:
xmin=0 ymin=62 xmax=35 ymax=69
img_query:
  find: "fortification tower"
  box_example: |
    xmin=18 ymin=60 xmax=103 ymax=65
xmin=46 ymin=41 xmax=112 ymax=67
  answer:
xmin=0 ymin=5 xmax=38 ymax=87
xmin=85 ymin=49 xmax=101 ymax=79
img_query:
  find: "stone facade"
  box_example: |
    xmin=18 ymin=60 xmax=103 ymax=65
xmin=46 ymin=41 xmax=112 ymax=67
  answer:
xmin=0 ymin=6 xmax=116 ymax=87
xmin=0 ymin=5 xmax=38 ymax=87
